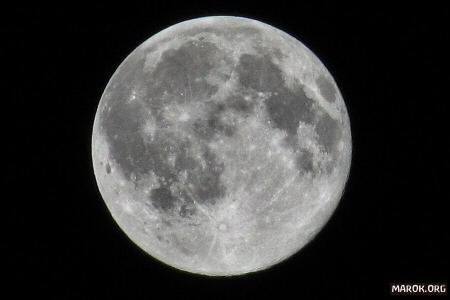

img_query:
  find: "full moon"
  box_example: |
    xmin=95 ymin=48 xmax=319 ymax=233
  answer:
xmin=92 ymin=16 xmax=351 ymax=276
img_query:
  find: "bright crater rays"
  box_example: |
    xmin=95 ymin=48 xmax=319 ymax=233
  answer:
xmin=92 ymin=16 xmax=352 ymax=276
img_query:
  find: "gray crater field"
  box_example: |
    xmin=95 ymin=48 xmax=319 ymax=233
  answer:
xmin=92 ymin=16 xmax=351 ymax=276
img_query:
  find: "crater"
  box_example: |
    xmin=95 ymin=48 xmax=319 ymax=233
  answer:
xmin=179 ymin=204 xmax=196 ymax=218
xmin=316 ymin=74 xmax=336 ymax=103
xmin=150 ymin=186 xmax=176 ymax=211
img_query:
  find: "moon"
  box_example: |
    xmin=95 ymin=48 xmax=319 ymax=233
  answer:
xmin=92 ymin=16 xmax=351 ymax=276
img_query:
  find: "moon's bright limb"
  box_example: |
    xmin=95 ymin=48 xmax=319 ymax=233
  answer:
xmin=92 ymin=16 xmax=351 ymax=276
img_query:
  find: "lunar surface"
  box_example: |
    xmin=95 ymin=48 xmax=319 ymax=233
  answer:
xmin=92 ymin=16 xmax=351 ymax=276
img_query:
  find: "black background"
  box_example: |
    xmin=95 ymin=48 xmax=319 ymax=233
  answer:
xmin=6 ymin=2 xmax=449 ymax=299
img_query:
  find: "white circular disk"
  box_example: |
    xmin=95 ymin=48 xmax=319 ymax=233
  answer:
xmin=92 ymin=16 xmax=352 ymax=276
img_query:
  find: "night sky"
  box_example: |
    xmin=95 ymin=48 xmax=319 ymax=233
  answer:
xmin=5 ymin=3 xmax=449 ymax=299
